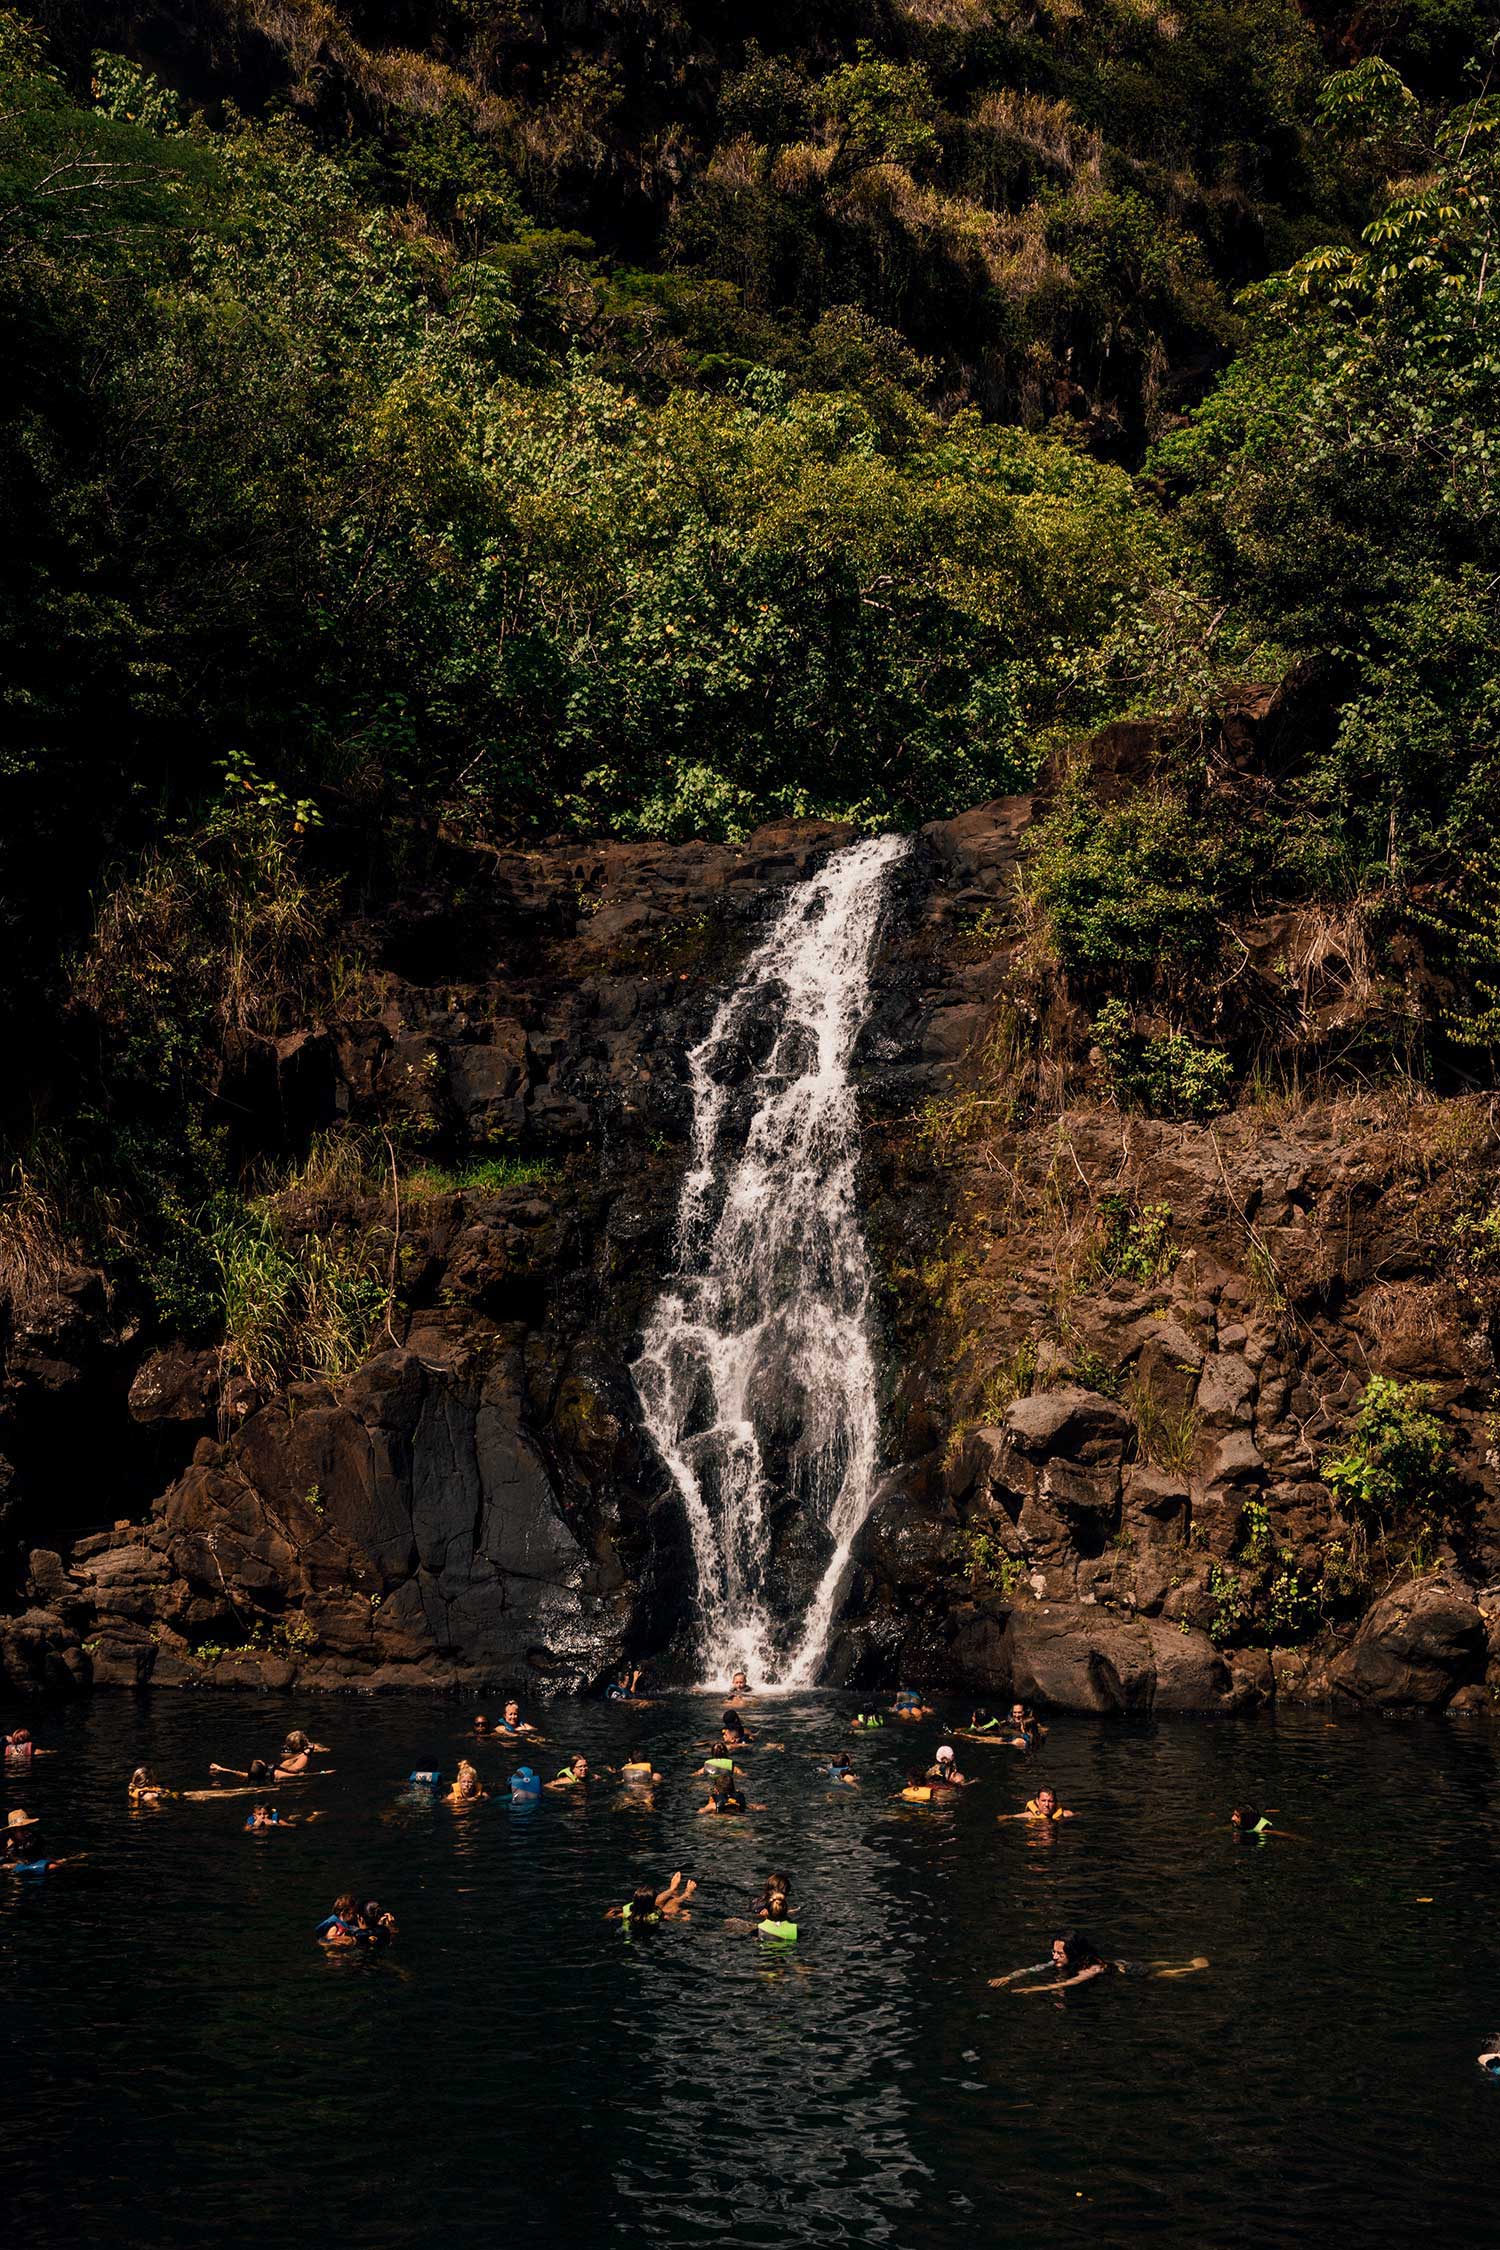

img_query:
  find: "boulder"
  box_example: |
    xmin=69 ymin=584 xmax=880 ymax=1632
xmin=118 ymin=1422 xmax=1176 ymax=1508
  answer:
xmin=1331 ymin=1575 xmax=1487 ymax=1708
xmin=1004 ymin=1388 xmax=1132 ymax=1463
xmin=947 ymin=1598 xmax=1234 ymax=1713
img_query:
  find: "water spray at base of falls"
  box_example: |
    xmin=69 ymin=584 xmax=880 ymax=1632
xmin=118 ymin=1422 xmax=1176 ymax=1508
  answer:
xmin=631 ymin=834 xmax=907 ymax=1688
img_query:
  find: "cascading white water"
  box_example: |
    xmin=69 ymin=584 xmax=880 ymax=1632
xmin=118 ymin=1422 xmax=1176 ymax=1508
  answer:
xmin=631 ymin=833 xmax=906 ymax=1688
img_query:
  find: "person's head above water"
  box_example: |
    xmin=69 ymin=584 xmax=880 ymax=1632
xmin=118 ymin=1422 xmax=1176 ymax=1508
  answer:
xmin=283 ymin=1731 xmax=313 ymax=1754
xmin=504 ymin=1701 xmax=521 ymax=1723
xmin=935 ymin=1745 xmax=955 ymax=1766
xmin=1052 ymin=1930 xmax=1102 ymax=1971
xmin=1034 ymin=1787 xmax=1058 ymax=1815
xmin=472 ymin=1715 xmax=490 ymax=1734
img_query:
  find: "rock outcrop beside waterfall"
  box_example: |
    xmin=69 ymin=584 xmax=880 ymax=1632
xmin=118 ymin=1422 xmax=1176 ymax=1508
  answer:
xmin=7 ymin=702 xmax=1500 ymax=1710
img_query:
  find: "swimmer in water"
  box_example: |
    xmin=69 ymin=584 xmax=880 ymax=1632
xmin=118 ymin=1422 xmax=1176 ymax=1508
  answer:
xmin=1 ymin=1808 xmax=80 ymax=1874
xmin=3 ymin=1727 xmax=53 ymax=1774
xmin=245 ymin=1797 xmax=320 ymax=1830
xmin=756 ymin=1887 xmax=798 ymax=1940
xmin=890 ymin=1689 xmax=934 ymax=1722
xmin=726 ymin=1669 xmax=752 ymax=1702
xmin=996 ymin=1785 xmax=1074 ymax=1823
xmin=316 ymin=1893 xmax=366 ymax=1949
xmin=992 ymin=1930 xmax=1208 ymax=1991
xmin=1009 ymin=1702 xmax=1045 ymax=1743
xmin=1230 ymin=1806 xmax=1292 ymax=1839
xmin=359 ymin=1899 xmax=398 ymax=1945
xmin=494 ymin=1700 xmax=544 ymax=1740
xmin=207 ymin=1757 xmax=279 ymax=1788
xmin=850 ymin=1711 xmax=884 ymax=1729
xmin=127 ymin=1764 xmax=174 ymax=1804
xmin=447 ymin=1758 xmax=488 ymax=1806
xmin=926 ymin=1745 xmax=967 ymax=1788
xmin=606 ymin=1870 xmax=697 ymax=1923
xmin=895 ymin=1769 xmax=935 ymax=1803
xmin=824 ymin=1751 xmax=859 ymax=1788
xmin=617 ymin=1755 xmax=663 ymax=1786
xmin=547 ymin=1754 xmax=592 ymax=1790
xmin=472 ymin=1715 xmax=492 ymax=1736
xmin=276 ymin=1730 xmax=330 ymax=1777
xmin=699 ymin=1774 xmax=763 ymax=1815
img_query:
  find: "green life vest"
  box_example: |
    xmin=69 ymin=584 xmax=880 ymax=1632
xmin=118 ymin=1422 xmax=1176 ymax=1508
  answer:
xmin=759 ymin=1918 xmax=798 ymax=1941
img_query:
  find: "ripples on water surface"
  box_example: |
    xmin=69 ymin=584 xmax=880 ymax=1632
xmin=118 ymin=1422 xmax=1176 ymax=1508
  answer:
xmin=7 ymin=1695 xmax=1500 ymax=2248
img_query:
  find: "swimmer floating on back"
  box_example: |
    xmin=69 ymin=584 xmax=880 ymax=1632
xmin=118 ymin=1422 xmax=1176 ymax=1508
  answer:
xmin=606 ymin=1871 xmax=696 ymax=1923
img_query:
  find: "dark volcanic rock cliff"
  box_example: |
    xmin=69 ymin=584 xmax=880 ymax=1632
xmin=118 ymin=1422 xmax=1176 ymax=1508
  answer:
xmin=6 ymin=739 xmax=1500 ymax=1711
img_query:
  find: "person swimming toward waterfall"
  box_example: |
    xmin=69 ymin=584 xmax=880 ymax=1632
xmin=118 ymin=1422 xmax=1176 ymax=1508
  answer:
xmin=699 ymin=1773 xmax=765 ymax=1815
xmin=990 ymin=1932 xmax=1208 ymax=1991
xmin=891 ymin=1689 xmax=933 ymax=1722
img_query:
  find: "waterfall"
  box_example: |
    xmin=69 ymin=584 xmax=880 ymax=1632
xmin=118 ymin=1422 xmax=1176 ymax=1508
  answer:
xmin=631 ymin=833 xmax=906 ymax=1687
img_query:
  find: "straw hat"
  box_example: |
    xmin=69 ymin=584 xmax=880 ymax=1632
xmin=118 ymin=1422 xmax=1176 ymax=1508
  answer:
xmin=5 ymin=1808 xmax=40 ymax=1829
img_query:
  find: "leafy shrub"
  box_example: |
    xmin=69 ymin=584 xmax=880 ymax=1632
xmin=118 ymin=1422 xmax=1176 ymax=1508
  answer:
xmin=1094 ymin=1000 xmax=1233 ymax=1119
xmin=1094 ymin=1194 xmax=1178 ymax=1284
xmin=1024 ymin=786 xmax=1233 ymax=983
xmin=1321 ymin=1377 xmax=1452 ymax=1529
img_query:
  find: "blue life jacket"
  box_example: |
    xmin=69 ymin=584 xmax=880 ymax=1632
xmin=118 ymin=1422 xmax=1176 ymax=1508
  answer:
xmin=510 ymin=1766 xmax=541 ymax=1797
xmin=408 ymin=1769 xmax=441 ymax=1786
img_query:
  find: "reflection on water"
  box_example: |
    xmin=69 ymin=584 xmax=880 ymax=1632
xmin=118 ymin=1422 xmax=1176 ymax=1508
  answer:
xmin=6 ymin=1695 xmax=1500 ymax=2247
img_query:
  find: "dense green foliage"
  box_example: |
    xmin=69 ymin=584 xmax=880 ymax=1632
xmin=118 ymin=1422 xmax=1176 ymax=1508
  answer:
xmin=1322 ymin=1376 xmax=1453 ymax=1529
xmin=8 ymin=0 xmax=1500 ymax=1344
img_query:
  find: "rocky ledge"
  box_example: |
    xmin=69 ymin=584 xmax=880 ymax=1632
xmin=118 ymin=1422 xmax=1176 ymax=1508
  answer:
xmin=7 ymin=692 xmax=1500 ymax=1711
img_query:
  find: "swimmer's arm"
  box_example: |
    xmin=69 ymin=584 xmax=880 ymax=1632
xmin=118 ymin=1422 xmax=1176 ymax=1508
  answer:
xmin=1017 ymin=1964 xmax=1106 ymax=1992
xmin=987 ymin=1962 xmax=1052 ymax=1987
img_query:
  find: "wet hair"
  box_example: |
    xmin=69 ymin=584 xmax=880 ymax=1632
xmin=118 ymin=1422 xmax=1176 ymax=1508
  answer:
xmin=251 ymin=1798 xmax=272 ymax=1817
xmin=1231 ymin=1806 xmax=1259 ymax=1827
xmin=1054 ymin=1930 xmax=1103 ymax=1971
xmin=283 ymin=1731 xmax=312 ymax=1754
xmin=334 ymin=1892 xmax=358 ymax=1918
xmin=129 ymin=1765 xmax=157 ymax=1788
xmin=631 ymin=1885 xmax=658 ymax=1918
xmin=362 ymin=1900 xmax=384 ymax=1924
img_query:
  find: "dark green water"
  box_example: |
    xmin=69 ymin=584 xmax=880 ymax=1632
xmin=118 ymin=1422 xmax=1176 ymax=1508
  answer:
xmin=6 ymin=1693 xmax=1500 ymax=2248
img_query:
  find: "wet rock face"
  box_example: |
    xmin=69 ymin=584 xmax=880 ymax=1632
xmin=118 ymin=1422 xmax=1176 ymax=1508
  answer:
xmin=2 ymin=819 xmax=851 ymax=1695
xmin=10 ymin=765 xmax=1500 ymax=1710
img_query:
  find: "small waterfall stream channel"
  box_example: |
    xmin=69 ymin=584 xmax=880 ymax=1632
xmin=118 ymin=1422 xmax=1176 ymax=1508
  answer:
xmin=632 ymin=834 xmax=908 ymax=1687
